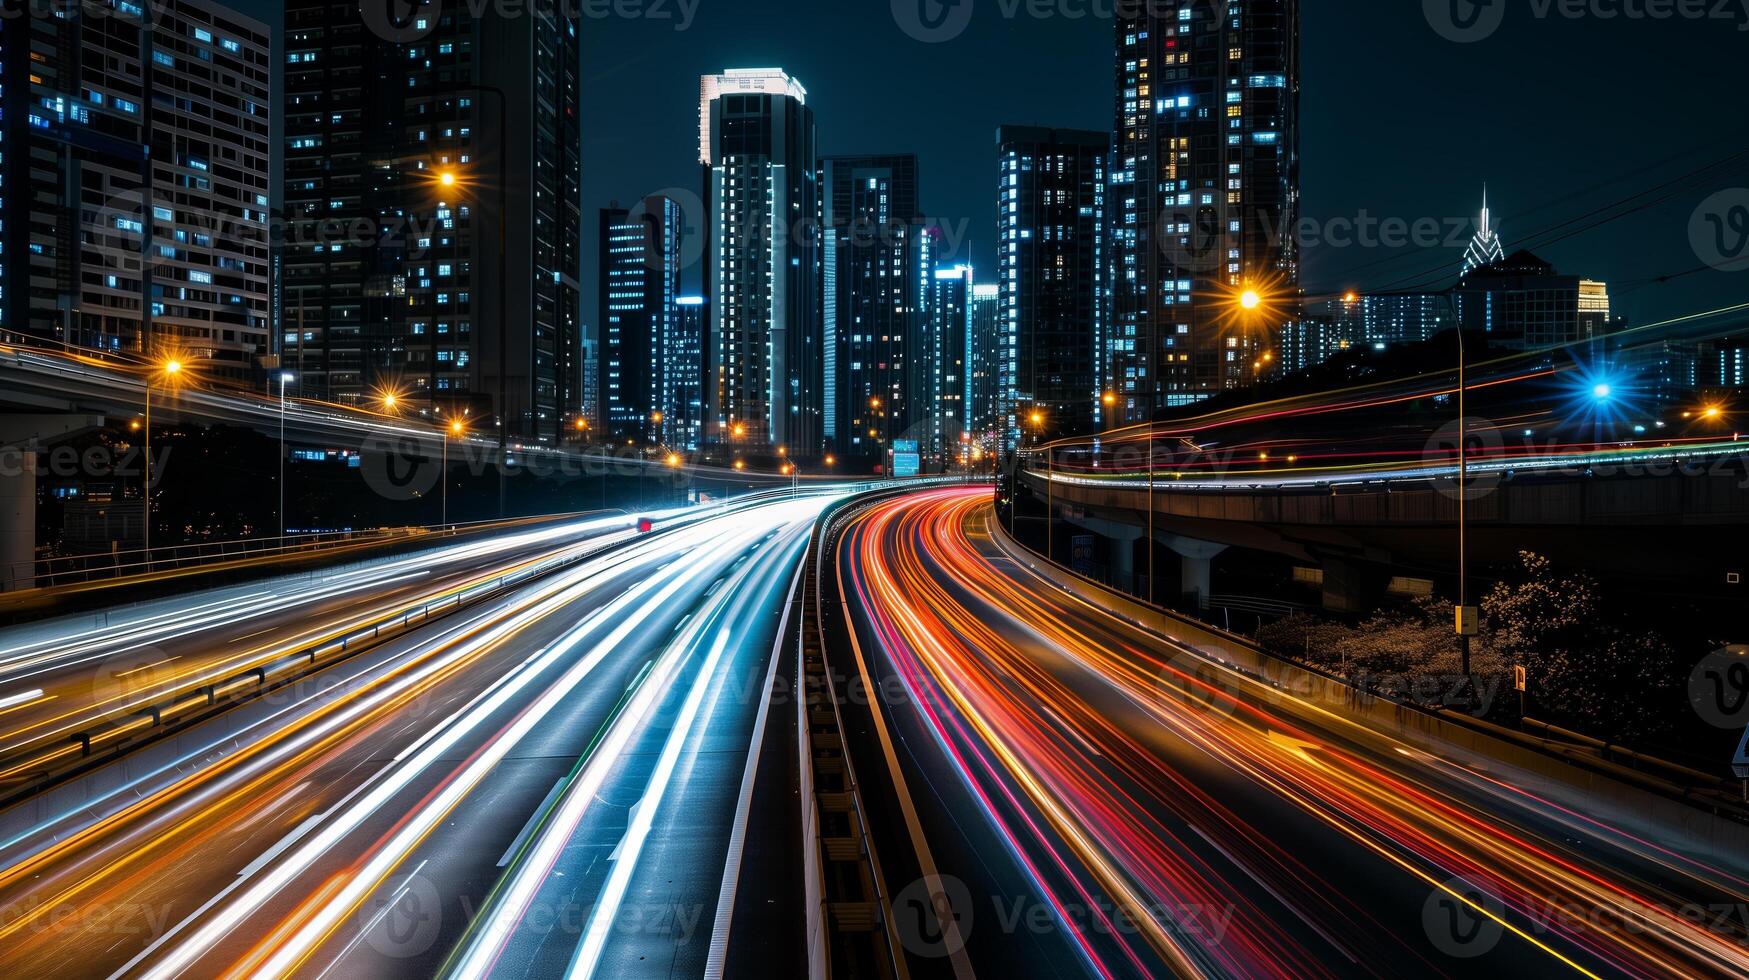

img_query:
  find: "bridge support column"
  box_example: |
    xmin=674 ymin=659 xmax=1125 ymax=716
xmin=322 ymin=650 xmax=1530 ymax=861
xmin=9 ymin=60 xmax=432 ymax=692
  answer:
xmin=1064 ymin=515 xmax=1144 ymax=594
xmin=1110 ymin=537 xmax=1136 ymax=593
xmin=1320 ymin=557 xmax=1383 ymax=614
xmin=0 ymin=415 xmax=106 ymax=593
xmin=0 ymin=448 xmax=34 ymax=592
xmin=1158 ymin=533 xmax=1226 ymax=610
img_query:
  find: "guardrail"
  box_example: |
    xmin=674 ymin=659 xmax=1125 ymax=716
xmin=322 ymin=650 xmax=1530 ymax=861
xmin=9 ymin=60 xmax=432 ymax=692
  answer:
xmin=796 ymin=494 xmax=907 ymax=980
xmin=12 ymin=527 xmax=422 ymax=592
xmin=4 ymin=512 xmax=620 ymax=598
xmin=989 ymin=514 xmax=1749 ymax=850
xmin=0 ymin=523 xmax=639 ymax=807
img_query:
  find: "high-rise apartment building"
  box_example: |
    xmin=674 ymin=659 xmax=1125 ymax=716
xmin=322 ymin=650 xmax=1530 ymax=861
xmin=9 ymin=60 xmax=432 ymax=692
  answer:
xmin=996 ymin=126 xmax=1108 ymax=445
xmin=282 ymin=0 xmax=582 ymax=442
xmin=669 ymin=296 xmax=707 ymax=450
xmin=1110 ymin=0 xmax=1300 ymax=417
xmin=928 ymin=263 xmax=972 ymax=462
xmin=0 ymin=0 xmax=272 ymax=378
xmin=599 ymin=198 xmax=681 ymax=444
xmin=1453 ymin=251 xmax=1610 ymax=350
xmin=966 ymin=282 xmax=1002 ymax=435
xmin=821 ymin=154 xmax=927 ymax=461
xmin=700 ymin=68 xmax=821 ymax=454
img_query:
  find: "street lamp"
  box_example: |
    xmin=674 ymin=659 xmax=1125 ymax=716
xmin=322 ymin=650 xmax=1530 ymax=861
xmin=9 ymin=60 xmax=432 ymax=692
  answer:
xmin=142 ymin=358 xmax=184 ymax=562
xmin=427 ymin=82 xmax=510 ymax=518
xmin=444 ymin=419 xmax=465 ymax=526
xmin=279 ymin=371 xmax=295 ymax=539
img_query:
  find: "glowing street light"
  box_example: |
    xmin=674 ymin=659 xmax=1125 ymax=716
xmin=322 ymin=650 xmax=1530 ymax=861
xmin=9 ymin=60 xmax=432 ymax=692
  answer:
xmin=278 ymin=371 xmax=296 ymax=539
xmin=442 ymin=419 xmax=465 ymax=526
xmin=1239 ymin=289 xmax=1263 ymax=311
xmin=438 ymin=170 xmax=458 ymax=187
xmin=142 ymin=356 xmax=187 ymax=560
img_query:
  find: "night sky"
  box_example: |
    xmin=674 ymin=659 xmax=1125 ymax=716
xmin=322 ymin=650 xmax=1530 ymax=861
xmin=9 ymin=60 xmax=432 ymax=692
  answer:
xmin=243 ymin=0 xmax=1749 ymax=333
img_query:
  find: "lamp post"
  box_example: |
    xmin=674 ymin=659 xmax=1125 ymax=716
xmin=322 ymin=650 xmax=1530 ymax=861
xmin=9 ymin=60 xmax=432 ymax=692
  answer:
xmin=142 ymin=359 xmax=182 ymax=563
xmin=1445 ymin=289 xmax=1475 ymax=680
xmin=434 ymin=83 xmax=509 ymax=519
xmin=278 ymin=372 xmax=294 ymax=539
xmin=444 ymin=419 xmax=464 ymax=526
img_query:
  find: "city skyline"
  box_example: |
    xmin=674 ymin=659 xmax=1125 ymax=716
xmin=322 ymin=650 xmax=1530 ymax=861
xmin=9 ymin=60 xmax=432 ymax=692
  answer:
xmin=0 ymin=4 xmax=1747 ymax=979
xmin=571 ymin=1 xmax=1745 ymax=333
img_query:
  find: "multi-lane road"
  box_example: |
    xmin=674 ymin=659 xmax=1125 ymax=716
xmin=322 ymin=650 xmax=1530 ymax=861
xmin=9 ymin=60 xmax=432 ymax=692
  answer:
xmin=0 ymin=492 xmax=832 ymax=978
xmin=4 ymin=481 xmax=1747 ymax=979
xmin=837 ymin=486 xmax=1749 ymax=979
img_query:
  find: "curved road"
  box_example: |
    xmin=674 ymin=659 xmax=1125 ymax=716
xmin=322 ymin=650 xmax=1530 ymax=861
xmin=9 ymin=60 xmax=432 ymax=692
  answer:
xmin=838 ymin=486 xmax=1749 ymax=979
xmin=0 ymin=494 xmax=831 ymax=978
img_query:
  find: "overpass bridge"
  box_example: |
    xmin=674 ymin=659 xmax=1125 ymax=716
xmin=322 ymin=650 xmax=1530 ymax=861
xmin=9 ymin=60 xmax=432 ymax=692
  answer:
xmin=0 ymin=344 xmax=807 ymax=591
xmin=1010 ymin=441 xmax=1749 ymax=617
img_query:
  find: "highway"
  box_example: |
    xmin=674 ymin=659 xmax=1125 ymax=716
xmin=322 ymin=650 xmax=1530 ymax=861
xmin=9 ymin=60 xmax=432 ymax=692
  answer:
xmin=0 ymin=512 xmax=658 ymax=793
xmin=837 ymin=486 xmax=1749 ymax=979
xmin=0 ymin=491 xmax=834 ymax=978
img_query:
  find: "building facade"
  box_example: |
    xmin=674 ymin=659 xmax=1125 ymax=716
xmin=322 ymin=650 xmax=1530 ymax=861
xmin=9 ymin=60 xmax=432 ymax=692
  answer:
xmin=0 ymin=0 xmax=272 ymax=379
xmin=282 ymin=0 xmax=583 ymax=442
xmin=1110 ymin=0 xmax=1300 ymax=417
xmin=928 ymin=262 xmax=972 ymax=463
xmin=669 ymin=296 xmax=707 ymax=449
xmin=996 ymin=126 xmax=1108 ymax=446
xmin=1453 ymin=251 xmax=1609 ymax=351
xmin=700 ymin=68 xmax=821 ymax=454
xmin=966 ymin=282 xmax=1002 ymax=436
xmin=820 ymin=154 xmax=927 ymax=461
xmin=599 ymin=198 xmax=681 ymax=444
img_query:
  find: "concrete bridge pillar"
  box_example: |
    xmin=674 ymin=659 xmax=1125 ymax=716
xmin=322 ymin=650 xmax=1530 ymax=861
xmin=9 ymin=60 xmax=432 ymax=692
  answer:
xmin=1064 ymin=514 xmax=1145 ymax=593
xmin=0 ymin=448 xmax=34 ymax=592
xmin=1110 ymin=537 xmax=1136 ymax=593
xmin=1320 ymin=557 xmax=1383 ymax=614
xmin=1 ymin=415 xmax=106 ymax=593
xmin=1158 ymin=532 xmax=1227 ymax=610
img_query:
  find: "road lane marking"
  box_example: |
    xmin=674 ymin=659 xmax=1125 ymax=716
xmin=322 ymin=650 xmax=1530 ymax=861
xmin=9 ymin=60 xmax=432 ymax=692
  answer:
xmin=499 ymin=779 xmax=569 ymax=867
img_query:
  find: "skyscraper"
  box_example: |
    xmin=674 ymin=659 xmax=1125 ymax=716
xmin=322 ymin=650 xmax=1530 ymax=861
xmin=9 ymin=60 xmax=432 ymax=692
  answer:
xmin=1462 ymin=187 xmax=1506 ymax=276
xmin=282 ymin=0 xmax=583 ymax=442
xmin=670 ymin=296 xmax=708 ymax=450
xmin=996 ymin=126 xmax=1108 ymax=446
xmin=599 ymin=198 xmax=681 ymax=444
xmin=0 ymin=0 xmax=272 ymax=378
xmin=966 ymin=282 xmax=1002 ymax=436
xmin=821 ymin=154 xmax=927 ymax=461
xmin=1110 ymin=0 xmax=1300 ymax=417
xmin=928 ymin=263 xmax=973 ymax=463
xmin=700 ymin=68 xmax=821 ymax=454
